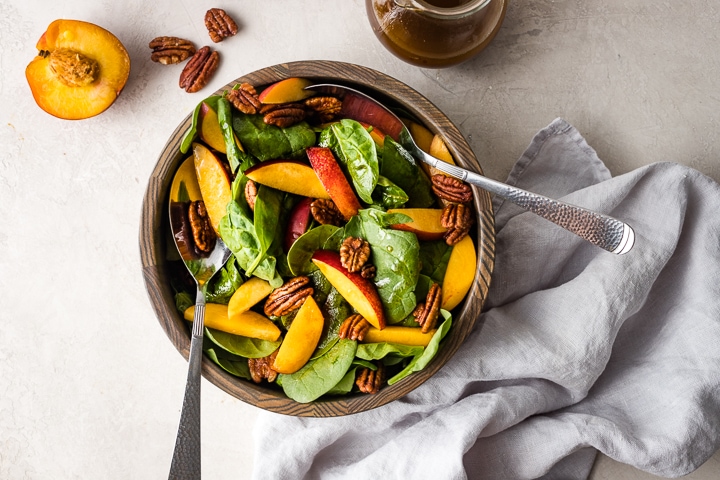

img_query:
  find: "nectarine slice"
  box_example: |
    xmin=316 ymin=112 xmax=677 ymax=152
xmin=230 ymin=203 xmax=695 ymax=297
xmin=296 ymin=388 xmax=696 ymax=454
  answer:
xmin=184 ymin=303 xmax=281 ymax=341
xmin=362 ymin=325 xmax=436 ymax=347
xmin=193 ymin=142 xmax=232 ymax=234
xmin=25 ymin=19 xmax=130 ymax=120
xmin=441 ymin=235 xmax=476 ymax=311
xmin=273 ymin=296 xmax=325 ymax=374
xmin=227 ymin=277 xmax=275 ymax=319
xmin=387 ymin=208 xmax=447 ymax=241
xmin=258 ymin=77 xmax=314 ymax=104
xmin=306 ymin=147 xmax=362 ymax=220
xmin=312 ymin=250 xmax=386 ymax=329
xmin=245 ymin=160 xmax=331 ymax=199
xmin=407 ymin=120 xmax=434 ymax=154
xmin=169 ymin=156 xmax=203 ymax=203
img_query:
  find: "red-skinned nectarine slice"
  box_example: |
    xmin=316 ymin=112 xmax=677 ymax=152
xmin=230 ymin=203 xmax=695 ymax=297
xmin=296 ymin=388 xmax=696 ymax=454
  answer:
xmin=25 ymin=19 xmax=130 ymax=120
xmin=306 ymin=147 xmax=362 ymax=220
xmin=311 ymin=250 xmax=386 ymax=329
xmin=258 ymin=77 xmax=314 ymax=104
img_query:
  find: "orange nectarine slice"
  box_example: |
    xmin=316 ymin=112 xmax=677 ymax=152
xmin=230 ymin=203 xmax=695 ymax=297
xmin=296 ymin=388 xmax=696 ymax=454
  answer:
xmin=362 ymin=325 xmax=436 ymax=346
xmin=170 ymin=156 xmax=203 ymax=203
xmin=198 ymin=102 xmax=244 ymax=154
xmin=407 ymin=120 xmax=434 ymax=154
xmin=193 ymin=142 xmax=232 ymax=234
xmin=387 ymin=208 xmax=447 ymax=241
xmin=258 ymin=77 xmax=314 ymax=104
xmin=312 ymin=250 xmax=386 ymax=330
xmin=441 ymin=235 xmax=476 ymax=311
xmin=245 ymin=160 xmax=331 ymax=199
xmin=273 ymin=296 xmax=325 ymax=374
xmin=227 ymin=277 xmax=274 ymax=319
xmin=306 ymin=147 xmax=362 ymax=220
xmin=25 ymin=19 xmax=130 ymax=120
xmin=184 ymin=303 xmax=281 ymax=341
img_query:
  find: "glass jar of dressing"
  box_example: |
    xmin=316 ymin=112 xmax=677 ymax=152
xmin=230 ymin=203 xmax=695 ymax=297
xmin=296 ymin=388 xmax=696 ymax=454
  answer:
xmin=365 ymin=0 xmax=506 ymax=68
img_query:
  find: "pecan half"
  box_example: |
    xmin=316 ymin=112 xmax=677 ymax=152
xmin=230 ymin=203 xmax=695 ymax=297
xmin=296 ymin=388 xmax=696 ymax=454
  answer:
xmin=179 ymin=46 xmax=219 ymax=93
xmin=414 ymin=283 xmax=442 ymax=333
xmin=264 ymin=276 xmax=314 ymax=317
xmin=149 ymin=36 xmax=196 ymax=65
xmin=227 ymin=83 xmax=261 ymax=114
xmin=360 ymin=263 xmax=376 ymax=279
xmin=304 ymin=96 xmax=342 ymax=123
xmin=310 ymin=199 xmax=344 ymax=226
xmin=188 ymin=200 xmax=216 ymax=254
xmin=338 ymin=314 xmax=371 ymax=341
xmin=340 ymin=236 xmax=371 ymax=273
xmin=431 ymin=174 xmax=473 ymax=204
xmin=441 ymin=203 xmax=474 ymax=245
xmin=205 ymin=8 xmax=238 ymax=43
xmin=356 ymin=363 xmax=385 ymax=394
xmin=261 ymin=103 xmax=307 ymax=128
xmin=245 ymin=179 xmax=258 ymax=211
xmin=248 ymin=350 xmax=279 ymax=384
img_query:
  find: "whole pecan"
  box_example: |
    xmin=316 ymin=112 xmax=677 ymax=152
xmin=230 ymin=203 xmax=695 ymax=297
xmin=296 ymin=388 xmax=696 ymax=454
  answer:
xmin=356 ymin=363 xmax=385 ymax=394
xmin=431 ymin=174 xmax=473 ymax=204
xmin=179 ymin=46 xmax=219 ymax=93
xmin=264 ymin=276 xmax=314 ymax=317
xmin=227 ymin=83 xmax=261 ymax=114
xmin=414 ymin=283 xmax=442 ymax=333
xmin=310 ymin=199 xmax=344 ymax=226
xmin=149 ymin=36 xmax=196 ymax=65
xmin=248 ymin=350 xmax=279 ymax=384
xmin=260 ymin=103 xmax=307 ymax=128
xmin=188 ymin=200 xmax=216 ymax=254
xmin=304 ymin=96 xmax=342 ymax=123
xmin=244 ymin=179 xmax=258 ymax=211
xmin=441 ymin=203 xmax=474 ymax=245
xmin=338 ymin=314 xmax=371 ymax=341
xmin=340 ymin=236 xmax=371 ymax=273
xmin=205 ymin=8 xmax=238 ymax=43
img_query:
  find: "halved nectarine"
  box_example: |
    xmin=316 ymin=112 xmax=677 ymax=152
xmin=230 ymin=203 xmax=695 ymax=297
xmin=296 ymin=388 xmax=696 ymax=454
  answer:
xmin=25 ymin=19 xmax=130 ymax=120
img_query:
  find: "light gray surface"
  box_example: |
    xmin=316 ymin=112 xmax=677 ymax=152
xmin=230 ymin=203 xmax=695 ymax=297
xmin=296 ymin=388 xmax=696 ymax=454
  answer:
xmin=1 ymin=1 xmax=719 ymax=478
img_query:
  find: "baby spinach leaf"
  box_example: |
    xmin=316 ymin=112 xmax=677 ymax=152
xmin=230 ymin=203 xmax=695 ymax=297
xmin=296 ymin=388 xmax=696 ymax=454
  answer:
xmin=250 ymin=185 xmax=283 ymax=273
xmin=372 ymin=176 xmax=409 ymax=209
xmin=205 ymin=347 xmax=252 ymax=380
xmin=232 ymin=114 xmax=315 ymax=161
xmin=287 ymin=225 xmax=340 ymax=276
xmin=387 ymin=310 xmax=452 ymax=385
xmin=205 ymin=256 xmax=244 ymax=304
xmin=316 ymin=287 xmax=351 ymax=354
xmin=319 ymin=119 xmax=378 ymax=204
xmin=419 ymin=240 xmax=453 ymax=284
xmin=356 ymin=342 xmax=425 ymax=361
xmin=280 ymin=339 xmax=357 ymax=403
xmin=180 ymin=95 xmax=221 ymax=154
xmin=217 ymin=97 xmax=255 ymax=173
xmin=204 ymin=328 xmax=281 ymax=359
xmin=345 ymin=210 xmax=420 ymax=324
xmin=381 ymin=137 xmax=435 ymax=208
xmin=174 ymin=291 xmax=194 ymax=314
xmin=325 ymin=367 xmax=358 ymax=396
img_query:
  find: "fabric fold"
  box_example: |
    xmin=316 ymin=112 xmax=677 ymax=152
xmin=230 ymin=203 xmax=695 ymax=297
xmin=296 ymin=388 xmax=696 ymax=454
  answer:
xmin=252 ymin=118 xmax=720 ymax=480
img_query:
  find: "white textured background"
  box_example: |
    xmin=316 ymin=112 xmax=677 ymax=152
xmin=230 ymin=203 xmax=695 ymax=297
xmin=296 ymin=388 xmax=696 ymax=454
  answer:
xmin=1 ymin=0 xmax=719 ymax=478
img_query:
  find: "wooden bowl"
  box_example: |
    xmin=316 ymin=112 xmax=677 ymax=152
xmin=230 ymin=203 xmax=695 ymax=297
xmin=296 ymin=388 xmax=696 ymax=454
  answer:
xmin=140 ymin=61 xmax=495 ymax=417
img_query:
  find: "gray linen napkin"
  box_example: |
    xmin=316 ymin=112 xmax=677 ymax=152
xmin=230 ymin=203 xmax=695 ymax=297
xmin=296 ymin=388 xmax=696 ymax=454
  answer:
xmin=251 ymin=118 xmax=720 ymax=479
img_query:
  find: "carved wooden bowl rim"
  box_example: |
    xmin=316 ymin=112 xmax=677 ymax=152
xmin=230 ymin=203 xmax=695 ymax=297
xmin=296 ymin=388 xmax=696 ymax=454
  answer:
xmin=140 ymin=60 xmax=495 ymax=417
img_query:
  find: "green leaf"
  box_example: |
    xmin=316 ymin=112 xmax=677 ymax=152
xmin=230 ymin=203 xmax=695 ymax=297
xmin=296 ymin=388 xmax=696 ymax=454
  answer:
xmin=232 ymin=114 xmax=316 ymax=161
xmin=372 ymin=176 xmax=409 ymax=209
xmin=356 ymin=342 xmax=425 ymax=361
xmin=287 ymin=225 xmax=340 ymax=275
xmin=319 ymin=119 xmax=379 ymax=204
xmin=204 ymin=328 xmax=280 ymax=359
xmin=217 ymin=97 xmax=253 ymax=173
xmin=381 ymin=137 xmax=435 ymax=208
xmin=388 ymin=310 xmax=452 ymax=385
xmin=204 ymin=256 xmax=244 ymax=304
xmin=205 ymin=347 xmax=252 ymax=380
xmin=325 ymin=367 xmax=358 ymax=396
xmin=280 ymin=339 xmax=357 ymax=403
xmin=419 ymin=240 xmax=453 ymax=285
